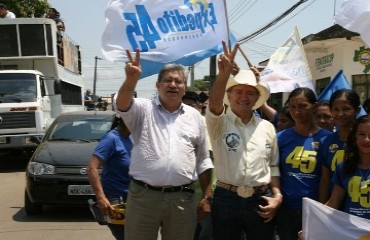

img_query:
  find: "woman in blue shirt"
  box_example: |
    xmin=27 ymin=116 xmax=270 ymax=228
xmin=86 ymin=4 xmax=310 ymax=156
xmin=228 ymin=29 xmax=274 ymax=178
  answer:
xmin=276 ymin=87 xmax=331 ymax=240
xmin=87 ymin=114 xmax=132 ymax=240
xmin=318 ymin=89 xmax=361 ymax=203
xmin=327 ymin=115 xmax=370 ymax=220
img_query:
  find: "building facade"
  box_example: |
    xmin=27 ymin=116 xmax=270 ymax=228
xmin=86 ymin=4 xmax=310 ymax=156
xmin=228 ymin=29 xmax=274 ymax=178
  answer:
xmin=266 ymin=24 xmax=370 ymax=110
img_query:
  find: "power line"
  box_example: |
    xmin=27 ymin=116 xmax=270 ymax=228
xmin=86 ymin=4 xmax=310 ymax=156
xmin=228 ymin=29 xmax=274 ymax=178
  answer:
xmin=249 ymin=0 xmax=316 ymax=42
xmin=229 ymin=0 xmax=257 ymax=24
xmin=237 ymin=0 xmax=308 ymax=45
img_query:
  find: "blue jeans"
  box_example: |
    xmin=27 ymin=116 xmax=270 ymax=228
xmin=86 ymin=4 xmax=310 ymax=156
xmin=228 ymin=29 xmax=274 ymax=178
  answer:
xmin=276 ymin=204 xmax=302 ymax=240
xmin=211 ymin=187 xmax=275 ymax=240
xmin=107 ymin=195 xmax=126 ymax=240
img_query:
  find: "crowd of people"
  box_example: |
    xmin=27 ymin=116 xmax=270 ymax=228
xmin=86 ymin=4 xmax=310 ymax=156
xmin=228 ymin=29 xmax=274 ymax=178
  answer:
xmin=0 ymin=4 xmax=65 ymax=32
xmin=85 ymin=41 xmax=370 ymax=240
xmin=3 ymin=3 xmax=368 ymax=238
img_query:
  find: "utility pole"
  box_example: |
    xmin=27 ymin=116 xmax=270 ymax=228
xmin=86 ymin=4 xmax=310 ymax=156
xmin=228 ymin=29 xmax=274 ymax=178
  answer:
xmin=93 ymin=56 xmax=102 ymax=101
xmin=188 ymin=65 xmax=194 ymax=88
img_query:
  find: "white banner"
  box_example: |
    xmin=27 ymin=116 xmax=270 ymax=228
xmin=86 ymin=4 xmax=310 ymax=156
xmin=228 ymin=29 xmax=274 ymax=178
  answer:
xmin=259 ymin=27 xmax=314 ymax=93
xmin=302 ymin=198 xmax=370 ymax=240
xmin=334 ymin=0 xmax=370 ymax=47
xmin=101 ymin=0 xmax=228 ymax=63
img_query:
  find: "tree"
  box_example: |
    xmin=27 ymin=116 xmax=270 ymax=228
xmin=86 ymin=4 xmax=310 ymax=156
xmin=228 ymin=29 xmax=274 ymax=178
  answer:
xmin=2 ymin=0 xmax=49 ymax=18
xmin=192 ymin=76 xmax=211 ymax=91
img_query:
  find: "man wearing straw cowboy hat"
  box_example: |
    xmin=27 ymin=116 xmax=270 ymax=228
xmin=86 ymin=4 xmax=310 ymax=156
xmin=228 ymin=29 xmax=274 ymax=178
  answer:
xmin=205 ymin=42 xmax=282 ymax=240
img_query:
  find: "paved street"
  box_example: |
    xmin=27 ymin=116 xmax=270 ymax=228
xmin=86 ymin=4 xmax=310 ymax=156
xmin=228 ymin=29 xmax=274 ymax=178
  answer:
xmin=0 ymin=158 xmax=113 ymax=240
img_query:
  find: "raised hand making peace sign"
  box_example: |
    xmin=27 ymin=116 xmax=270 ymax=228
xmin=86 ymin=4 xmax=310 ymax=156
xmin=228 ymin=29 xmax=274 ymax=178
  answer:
xmin=125 ymin=49 xmax=141 ymax=81
xmin=217 ymin=41 xmax=239 ymax=77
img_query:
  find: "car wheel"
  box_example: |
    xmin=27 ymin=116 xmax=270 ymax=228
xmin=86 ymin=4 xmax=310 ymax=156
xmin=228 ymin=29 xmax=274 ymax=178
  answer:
xmin=24 ymin=191 xmax=43 ymax=215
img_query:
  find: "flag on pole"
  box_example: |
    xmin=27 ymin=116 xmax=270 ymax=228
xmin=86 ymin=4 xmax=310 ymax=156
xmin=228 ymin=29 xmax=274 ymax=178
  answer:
xmin=101 ymin=0 xmax=230 ymax=78
xmin=138 ymin=33 xmax=236 ymax=78
xmin=318 ymin=70 xmax=350 ymax=101
xmin=302 ymin=198 xmax=370 ymax=240
xmin=318 ymin=70 xmax=367 ymax=116
xmin=334 ymin=0 xmax=370 ymax=47
xmin=259 ymin=27 xmax=314 ymax=93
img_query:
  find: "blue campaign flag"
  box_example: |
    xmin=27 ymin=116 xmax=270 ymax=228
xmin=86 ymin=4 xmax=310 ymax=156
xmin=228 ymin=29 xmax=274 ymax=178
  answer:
xmin=318 ymin=70 xmax=367 ymax=117
xmin=318 ymin=70 xmax=351 ymax=101
xmin=140 ymin=34 xmax=237 ymax=79
xmin=102 ymin=0 xmax=233 ymax=79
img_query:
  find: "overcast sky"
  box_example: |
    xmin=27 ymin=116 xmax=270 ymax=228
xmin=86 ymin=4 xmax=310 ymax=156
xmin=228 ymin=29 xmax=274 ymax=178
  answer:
xmin=48 ymin=0 xmax=344 ymax=99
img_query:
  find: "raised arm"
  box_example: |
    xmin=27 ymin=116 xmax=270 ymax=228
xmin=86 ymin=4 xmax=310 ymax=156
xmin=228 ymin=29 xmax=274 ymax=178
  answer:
xmin=208 ymin=41 xmax=239 ymax=115
xmin=116 ymin=49 xmax=141 ymax=111
xmin=250 ymin=66 xmax=277 ymax=121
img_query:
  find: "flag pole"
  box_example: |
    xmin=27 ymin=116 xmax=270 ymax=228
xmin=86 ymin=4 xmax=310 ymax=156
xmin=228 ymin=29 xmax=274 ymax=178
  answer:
xmin=222 ymin=0 xmax=231 ymax=51
xmin=238 ymin=46 xmax=254 ymax=68
xmin=294 ymin=26 xmax=313 ymax=87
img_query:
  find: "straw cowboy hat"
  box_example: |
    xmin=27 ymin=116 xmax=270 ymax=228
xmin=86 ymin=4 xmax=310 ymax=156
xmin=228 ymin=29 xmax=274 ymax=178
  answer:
xmin=224 ymin=69 xmax=270 ymax=110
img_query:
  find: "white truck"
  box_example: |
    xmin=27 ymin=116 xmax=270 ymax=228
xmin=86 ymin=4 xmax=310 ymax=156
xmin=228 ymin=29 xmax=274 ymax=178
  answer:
xmin=0 ymin=18 xmax=85 ymax=159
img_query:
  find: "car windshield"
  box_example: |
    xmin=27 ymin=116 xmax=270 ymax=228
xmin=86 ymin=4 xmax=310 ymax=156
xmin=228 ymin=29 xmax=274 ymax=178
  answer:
xmin=47 ymin=117 xmax=112 ymax=142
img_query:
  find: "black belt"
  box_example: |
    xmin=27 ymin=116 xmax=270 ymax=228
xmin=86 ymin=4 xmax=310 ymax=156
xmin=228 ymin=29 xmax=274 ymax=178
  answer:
xmin=132 ymin=179 xmax=195 ymax=193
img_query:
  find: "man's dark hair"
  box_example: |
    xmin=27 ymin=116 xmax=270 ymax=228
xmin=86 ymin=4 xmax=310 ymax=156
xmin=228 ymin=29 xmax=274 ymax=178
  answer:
xmin=183 ymin=91 xmax=199 ymax=102
xmin=49 ymin=7 xmax=58 ymax=14
xmin=0 ymin=4 xmax=7 ymax=10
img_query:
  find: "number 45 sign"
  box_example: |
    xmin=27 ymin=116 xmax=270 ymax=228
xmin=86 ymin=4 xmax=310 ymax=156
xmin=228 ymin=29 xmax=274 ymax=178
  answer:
xmin=286 ymin=146 xmax=317 ymax=173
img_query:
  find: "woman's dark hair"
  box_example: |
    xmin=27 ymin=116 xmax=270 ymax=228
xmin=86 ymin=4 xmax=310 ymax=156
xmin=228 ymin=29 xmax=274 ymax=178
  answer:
xmin=109 ymin=115 xmax=126 ymax=131
xmin=329 ymin=89 xmax=360 ymax=110
xmin=343 ymin=115 xmax=370 ymax=175
xmin=280 ymin=105 xmax=293 ymax=122
xmin=285 ymin=87 xmax=317 ymax=105
xmin=362 ymin=98 xmax=370 ymax=113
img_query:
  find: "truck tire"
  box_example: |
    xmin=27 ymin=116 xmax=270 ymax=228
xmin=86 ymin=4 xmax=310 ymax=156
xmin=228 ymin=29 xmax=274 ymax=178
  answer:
xmin=24 ymin=191 xmax=43 ymax=215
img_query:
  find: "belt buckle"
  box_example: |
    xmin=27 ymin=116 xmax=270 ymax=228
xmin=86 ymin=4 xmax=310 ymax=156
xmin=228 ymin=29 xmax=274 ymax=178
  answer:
xmin=237 ymin=185 xmax=254 ymax=198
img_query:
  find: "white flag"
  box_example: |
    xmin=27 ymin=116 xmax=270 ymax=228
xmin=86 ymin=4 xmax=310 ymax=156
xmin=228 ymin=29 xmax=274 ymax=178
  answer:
xmin=334 ymin=0 xmax=370 ymax=47
xmin=101 ymin=0 xmax=228 ymax=63
xmin=302 ymin=198 xmax=370 ymax=240
xmin=259 ymin=27 xmax=314 ymax=93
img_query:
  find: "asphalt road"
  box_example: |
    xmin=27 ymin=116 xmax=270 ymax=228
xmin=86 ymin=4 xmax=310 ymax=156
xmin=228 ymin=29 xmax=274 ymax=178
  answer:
xmin=0 ymin=157 xmax=113 ymax=240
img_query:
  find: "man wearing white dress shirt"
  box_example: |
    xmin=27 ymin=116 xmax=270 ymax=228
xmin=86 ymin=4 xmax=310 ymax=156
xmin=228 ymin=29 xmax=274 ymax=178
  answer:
xmin=0 ymin=4 xmax=15 ymax=18
xmin=116 ymin=49 xmax=213 ymax=240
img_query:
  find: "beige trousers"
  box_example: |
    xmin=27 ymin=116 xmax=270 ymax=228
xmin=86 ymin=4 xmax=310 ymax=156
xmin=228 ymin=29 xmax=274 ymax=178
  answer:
xmin=125 ymin=181 xmax=197 ymax=240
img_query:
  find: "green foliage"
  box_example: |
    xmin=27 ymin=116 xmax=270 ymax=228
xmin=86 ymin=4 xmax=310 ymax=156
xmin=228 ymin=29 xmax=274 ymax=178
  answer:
xmin=2 ymin=0 xmax=49 ymax=18
xmin=192 ymin=76 xmax=211 ymax=91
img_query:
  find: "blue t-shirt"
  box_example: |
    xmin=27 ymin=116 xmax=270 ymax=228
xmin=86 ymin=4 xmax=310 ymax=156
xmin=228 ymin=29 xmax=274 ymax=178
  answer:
xmin=333 ymin=163 xmax=370 ymax=220
xmin=93 ymin=129 xmax=132 ymax=197
xmin=278 ymin=127 xmax=331 ymax=210
xmin=317 ymin=131 xmax=346 ymax=190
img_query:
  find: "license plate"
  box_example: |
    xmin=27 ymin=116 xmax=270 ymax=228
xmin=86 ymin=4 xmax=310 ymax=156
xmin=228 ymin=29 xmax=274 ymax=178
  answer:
xmin=68 ymin=185 xmax=94 ymax=195
xmin=0 ymin=137 xmax=6 ymax=144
